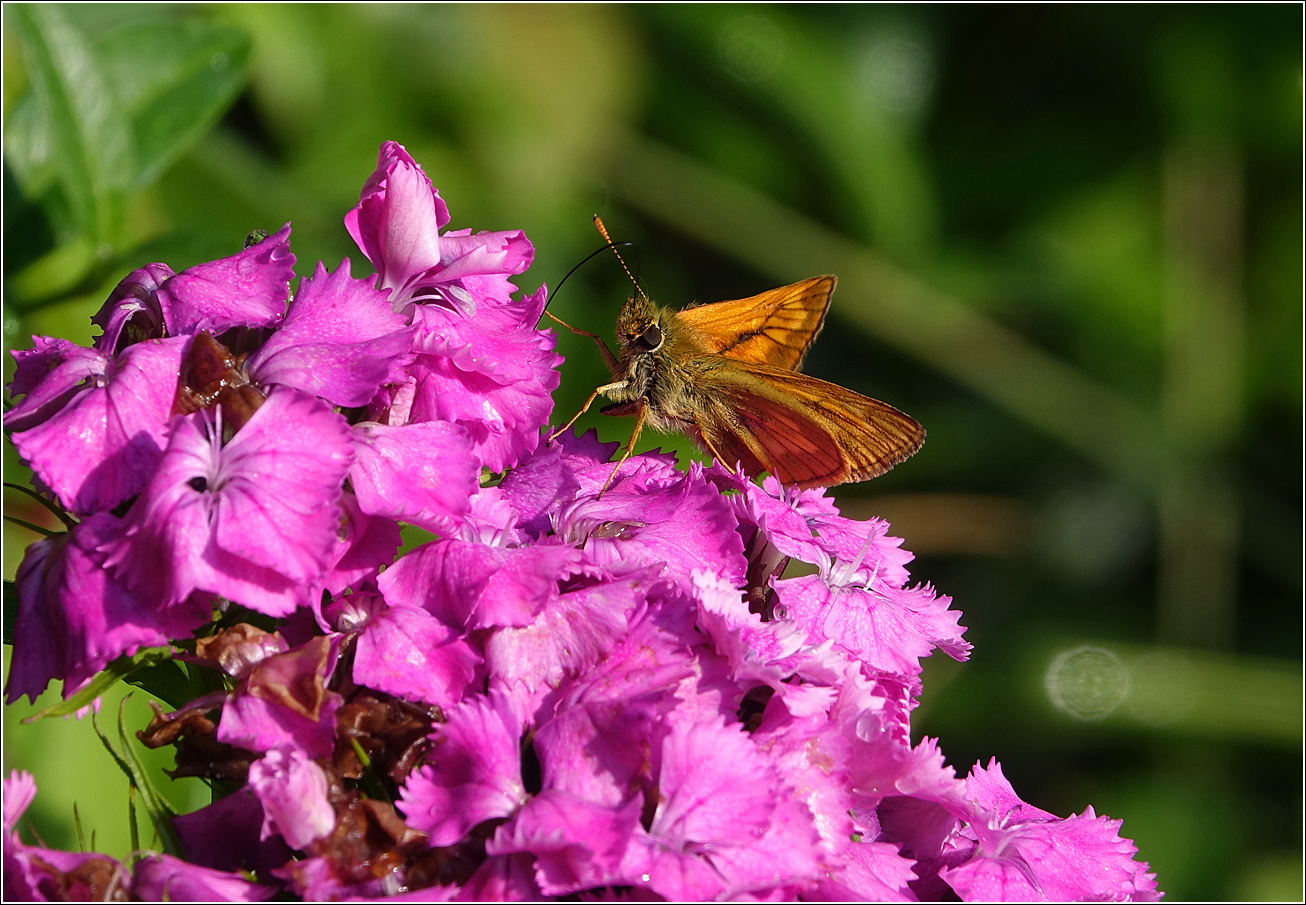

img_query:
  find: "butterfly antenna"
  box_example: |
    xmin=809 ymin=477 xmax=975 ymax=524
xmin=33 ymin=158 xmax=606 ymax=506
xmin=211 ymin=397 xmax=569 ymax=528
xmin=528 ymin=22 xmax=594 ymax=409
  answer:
xmin=541 ymin=240 xmax=630 ymax=345
xmin=537 ymin=240 xmax=629 ymax=378
xmin=593 ymin=215 xmax=649 ymax=304
xmin=546 ymin=241 xmax=637 ymax=311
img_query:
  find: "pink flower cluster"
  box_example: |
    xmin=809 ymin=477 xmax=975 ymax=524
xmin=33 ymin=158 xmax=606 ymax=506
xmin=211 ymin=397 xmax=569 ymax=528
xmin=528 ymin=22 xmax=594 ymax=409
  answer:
xmin=3 ymin=142 xmax=1160 ymax=901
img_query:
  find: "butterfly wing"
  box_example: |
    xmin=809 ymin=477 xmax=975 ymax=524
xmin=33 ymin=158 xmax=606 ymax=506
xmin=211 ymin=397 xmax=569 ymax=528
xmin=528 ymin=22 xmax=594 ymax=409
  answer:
xmin=689 ymin=357 xmax=925 ymax=489
xmin=674 ymin=276 xmax=835 ymax=370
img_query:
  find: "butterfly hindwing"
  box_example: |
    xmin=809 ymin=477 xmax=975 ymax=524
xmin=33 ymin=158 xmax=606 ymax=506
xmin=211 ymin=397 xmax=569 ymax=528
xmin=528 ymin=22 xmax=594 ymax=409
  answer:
xmin=691 ymin=356 xmax=925 ymax=489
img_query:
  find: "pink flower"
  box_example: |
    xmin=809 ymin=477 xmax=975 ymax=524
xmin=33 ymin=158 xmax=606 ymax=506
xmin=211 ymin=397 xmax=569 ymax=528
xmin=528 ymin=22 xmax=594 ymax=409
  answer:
xmin=345 ymin=143 xmax=529 ymax=315
xmin=246 ymin=258 xmax=412 ymax=408
xmin=1 ymin=138 xmax=1162 ymax=903
xmin=4 ymin=513 xmax=208 ymax=703
xmin=217 ymin=635 xmax=344 ymax=758
xmin=100 ymin=387 xmax=354 ymax=616
xmin=941 ymin=761 xmax=1162 ymax=902
xmin=347 ymin=141 xmax=561 ymax=472
xmin=7 ymin=336 xmax=188 ymax=513
xmin=349 ymin=421 xmax=478 ymax=535
xmin=4 ymin=771 xmax=131 ymax=901
xmin=328 ymin=592 xmax=481 ymax=708
xmin=91 ymin=224 xmax=295 ymax=353
xmin=398 ymin=691 xmax=528 ymax=845
xmin=132 ymin=852 xmax=278 ymax=901
xmin=247 ymin=748 xmax=336 ymax=850
xmin=619 ymin=717 xmax=825 ymax=899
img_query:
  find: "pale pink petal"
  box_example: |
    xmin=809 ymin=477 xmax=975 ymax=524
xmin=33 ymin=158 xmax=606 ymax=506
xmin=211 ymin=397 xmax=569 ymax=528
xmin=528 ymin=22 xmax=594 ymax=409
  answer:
xmin=247 ymin=748 xmax=335 ymax=850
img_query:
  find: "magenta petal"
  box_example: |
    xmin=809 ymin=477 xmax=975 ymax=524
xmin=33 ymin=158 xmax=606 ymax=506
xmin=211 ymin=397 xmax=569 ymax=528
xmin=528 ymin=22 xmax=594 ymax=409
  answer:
xmin=692 ymin=570 xmax=807 ymax=689
xmin=943 ymin=760 xmax=1162 ymax=902
xmin=7 ymin=337 xmax=108 ymax=427
xmin=965 ymin=759 xmax=1057 ymax=822
xmin=91 ymin=262 xmax=173 ymax=353
xmin=220 ymin=694 xmax=336 ymax=759
xmin=483 ymin=575 xmax=644 ymax=719
xmin=652 ymin=717 xmax=778 ymax=845
xmin=469 ymin=545 xmax=589 ymax=629
xmin=496 ymin=429 xmax=616 ymax=537
xmin=555 ymin=465 xmax=747 ymax=591
xmin=5 ymin=772 xmax=133 ymax=901
xmin=460 ymin=487 xmax=529 ymax=546
xmin=131 ymin=853 xmax=277 ymax=902
xmin=247 ymin=748 xmax=335 ymax=850
xmin=456 ymin=854 xmax=542 ymax=902
xmin=755 ymin=696 xmax=919 ymax=900
xmin=816 ymin=838 xmax=918 ymax=901
xmin=247 ymin=259 xmax=412 ymax=407
xmin=436 ymin=229 xmax=534 ymax=282
xmin=753 ymin=480 xmax=917 ymax=586
xmin=397 ymin=691 xmax=527 ymax=844
xmin=704 ymin=794 xmax=826 ymax=896
xmin=378 ymin=538 xmax=586 ymax=631
xmin=154 ymin=224 xmax=295 ymax=335
xmin=318 ymin=492 xmax=402 ymax=599
xmin=533 ymin=677 xmax=670 ymax=808
xmin=353 ymin=601 xmax=481 ymax=707
xmin=6 ymin=828 xmax=129 ymax=898
xmin=350 ymin=421 xmax=477 ymax=534
xmin=404 ymin=319 xmax=560 ymax=473
xmin=626 ymin=786 xmax=823 ymax=900
xmin=208 ymin=390 xmax=353 ymax=583
xmin=172 ymin=786 xmax=293 ymax=875
xmin=5 ymin=514 xmax=208 ymax=704
xmin=10 ymin=336 xmax=188 ymax=513
xmin=819 ymin=516 xmax=917 ymax=587
xmin=346 ymin=141 xmax=449 ymax=297
xmin=219 ymin=694 xmax=323 ymax=757
xmin=487 ymin=791 xmax=642 ymax=896
xmin=5 ymin=536 xmax=71 ymax=704
xmin=217 ymin=636 xmax=343 ymax=758
xmin=945 ymin=807 xmax=1162 ymax=902
xmin=411 ymin=302 xmax=552 ymax=384
xmin=3 ymin=771 xmax=37 ymax=832
xmin=776 ymin=574 xmax=970 ymax=677
xmin=101 ymin=388 xmax=353 ymax=615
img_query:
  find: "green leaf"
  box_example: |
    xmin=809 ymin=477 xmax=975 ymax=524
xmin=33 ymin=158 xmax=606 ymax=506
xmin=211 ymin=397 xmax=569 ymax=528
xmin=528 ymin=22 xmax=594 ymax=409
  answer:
xmin=90 ymin=698 xmax=182 ymax=857
xmin=95 ymin=19 xmax=251 ymax=189
xmin=5 ymin=4 xmax=135 ymax=244
xmin=120 ymin=658 xmax=196 ymax=711
xmin=22 ymin=646 xmax=174 ymax=722
xmin=2 ymin=92 xmax=60 ymax=198
xmin=7 ymin=235 xmax=97 ymax=305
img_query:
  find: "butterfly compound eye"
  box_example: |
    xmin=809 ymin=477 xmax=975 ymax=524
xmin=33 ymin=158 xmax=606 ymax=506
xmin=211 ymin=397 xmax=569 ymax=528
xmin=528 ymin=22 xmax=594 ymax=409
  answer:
xmin=633 ymin=323 xmax=663 ymax=352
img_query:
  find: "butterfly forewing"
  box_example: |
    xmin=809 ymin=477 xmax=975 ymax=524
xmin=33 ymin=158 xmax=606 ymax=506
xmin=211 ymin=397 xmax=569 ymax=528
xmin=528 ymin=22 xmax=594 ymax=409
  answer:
xmin=675 ymin=276 xmax=834 ymax=369
xmin=693 ymin=357 xmax=925 ymax=489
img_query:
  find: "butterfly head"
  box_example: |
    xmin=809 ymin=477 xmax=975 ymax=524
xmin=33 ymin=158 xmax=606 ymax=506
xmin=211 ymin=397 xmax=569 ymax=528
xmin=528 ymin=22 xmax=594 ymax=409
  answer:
xmin=615 ymin=294 xmax=665 ymax=355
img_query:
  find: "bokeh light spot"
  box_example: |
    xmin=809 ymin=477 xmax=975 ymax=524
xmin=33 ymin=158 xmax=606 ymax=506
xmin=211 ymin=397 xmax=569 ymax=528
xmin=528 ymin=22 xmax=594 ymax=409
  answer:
xmin=719 ymin=16 xmax=785 ymax=84
xmin=863 ymin=37 xmax=934 ymax=114
xmin=1045 ymin=645 xmax=1129 ymax=719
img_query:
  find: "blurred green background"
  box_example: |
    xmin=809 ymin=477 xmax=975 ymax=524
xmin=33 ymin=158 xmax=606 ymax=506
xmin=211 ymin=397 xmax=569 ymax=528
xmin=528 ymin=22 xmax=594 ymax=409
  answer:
xmin=3 ymin=4 xmax=1301 ymax=900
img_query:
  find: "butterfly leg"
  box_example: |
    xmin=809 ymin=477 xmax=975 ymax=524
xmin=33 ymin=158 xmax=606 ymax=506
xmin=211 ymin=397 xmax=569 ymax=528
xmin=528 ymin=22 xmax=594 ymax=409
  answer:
xmin=696 ymin=430 xmax=740 ymax=476
xmin=542 ymin=311 xmax=622 ymax=377
xmin=599 ymin=399 xmax=649 ymax=497
xmin=549 ymin=381 xmax=628 ymax=444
